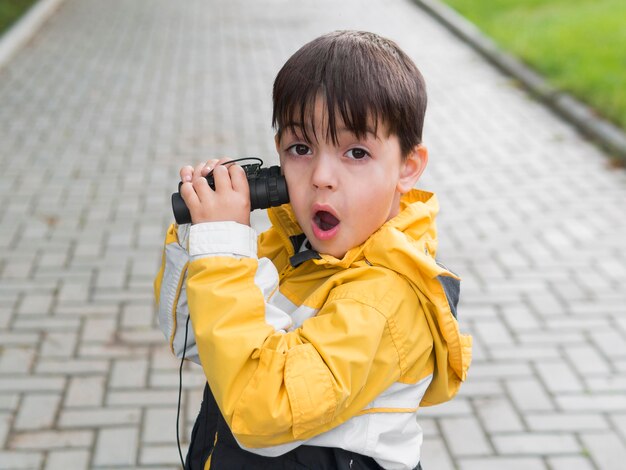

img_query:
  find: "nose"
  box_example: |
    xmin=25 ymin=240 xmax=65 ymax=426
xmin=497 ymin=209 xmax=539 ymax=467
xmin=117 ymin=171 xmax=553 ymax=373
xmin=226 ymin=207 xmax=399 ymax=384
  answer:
xmin=310 ymin=154 xmax=337 ymax=190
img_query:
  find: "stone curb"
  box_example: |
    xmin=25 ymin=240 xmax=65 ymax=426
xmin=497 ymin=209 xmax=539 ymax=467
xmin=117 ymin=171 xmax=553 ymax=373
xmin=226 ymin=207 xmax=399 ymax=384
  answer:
xmin=0 ymin=0 xmax=68 ymax=71
xmin=413 ymin=0 xmax=626 ymax=165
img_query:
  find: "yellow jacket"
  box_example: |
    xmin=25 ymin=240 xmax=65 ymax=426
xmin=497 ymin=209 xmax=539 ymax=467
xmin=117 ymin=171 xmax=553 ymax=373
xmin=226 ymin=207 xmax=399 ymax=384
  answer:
xmin=155 ymin=189 xmax=472 ymax=469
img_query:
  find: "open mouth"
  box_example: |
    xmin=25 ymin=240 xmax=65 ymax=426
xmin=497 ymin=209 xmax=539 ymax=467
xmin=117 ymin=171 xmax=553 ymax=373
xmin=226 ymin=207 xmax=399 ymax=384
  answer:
xmin=313 ymin=210 xmax=340 ymax=232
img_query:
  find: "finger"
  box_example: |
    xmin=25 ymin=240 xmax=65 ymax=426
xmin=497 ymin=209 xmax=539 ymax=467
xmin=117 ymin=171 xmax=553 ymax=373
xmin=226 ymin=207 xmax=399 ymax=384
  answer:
xmin=211 ymin=165 xmax=232 ymax=193
xmin=201 ymin=159 xmax=221 ymax=176
xmin=179 ymin=180 xmax=200 ymax=208
xmin=201 ymin=157 xmax=233 ymax=176
xmin=192 ymin=163 xmax=206 ymax=182
xmin=180 ymin=165 xmax=194 ymax=183
xmin=192 ymin=162 xmax=211 ymax=196
xmin=229 ymin=164 xmax=250 ymax=197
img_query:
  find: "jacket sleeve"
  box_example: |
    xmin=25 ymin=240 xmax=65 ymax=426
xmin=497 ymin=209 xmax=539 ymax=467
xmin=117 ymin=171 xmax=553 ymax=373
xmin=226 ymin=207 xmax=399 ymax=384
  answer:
xmin=154 ymin=222 xmax=294 ymax=364
xmin=186 ymin=223 xmax=419 ymax=448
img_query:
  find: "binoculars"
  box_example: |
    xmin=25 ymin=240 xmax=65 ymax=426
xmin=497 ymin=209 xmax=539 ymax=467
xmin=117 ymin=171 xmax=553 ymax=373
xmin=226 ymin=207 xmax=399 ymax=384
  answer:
xmin=171 ymin=162 xmax=289 ymax=224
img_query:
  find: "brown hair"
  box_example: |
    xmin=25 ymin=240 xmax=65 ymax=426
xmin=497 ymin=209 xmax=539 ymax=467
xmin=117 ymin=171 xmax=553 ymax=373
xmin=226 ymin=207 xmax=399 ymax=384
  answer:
xmin=272 ymin=30 xmax=427 ymax=157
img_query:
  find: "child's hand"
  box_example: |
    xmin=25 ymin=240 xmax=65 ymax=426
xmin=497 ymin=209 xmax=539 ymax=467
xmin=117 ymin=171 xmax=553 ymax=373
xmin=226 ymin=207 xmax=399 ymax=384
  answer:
xmin=179 ymin=159 xmax=251 ymax=226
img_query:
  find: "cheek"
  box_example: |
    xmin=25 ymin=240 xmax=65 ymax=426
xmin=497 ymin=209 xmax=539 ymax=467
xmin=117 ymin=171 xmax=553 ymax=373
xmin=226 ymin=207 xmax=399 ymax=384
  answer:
xmin=282 ymin=166 xmax=308 ymax=216
xmin=283 ymin=167 xmax=302 ymax=202
xmin=281 ymin=158 xmax=300 ymax=181
xmin=352 ymin=182 xmax=398 ymax=224
xmin=354 ymin=178 xmax=395 ymax=205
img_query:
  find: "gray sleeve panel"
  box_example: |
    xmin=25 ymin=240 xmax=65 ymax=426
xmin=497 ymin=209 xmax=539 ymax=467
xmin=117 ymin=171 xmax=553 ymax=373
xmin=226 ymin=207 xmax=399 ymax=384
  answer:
xmin=159 ymin=237 xmax=200 ymax=364
xmin=437 ymin=274 xmax=460 ymax=319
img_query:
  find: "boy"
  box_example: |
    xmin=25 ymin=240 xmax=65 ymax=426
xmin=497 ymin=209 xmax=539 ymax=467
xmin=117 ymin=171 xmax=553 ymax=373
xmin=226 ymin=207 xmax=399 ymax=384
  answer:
xmin=155 ymin=30 xmax=471 ymax=470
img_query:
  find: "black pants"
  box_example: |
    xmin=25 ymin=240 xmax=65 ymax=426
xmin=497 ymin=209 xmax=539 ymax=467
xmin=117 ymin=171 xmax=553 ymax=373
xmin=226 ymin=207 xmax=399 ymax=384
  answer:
xmin=186 ymin=383 xmax=423 ymax=470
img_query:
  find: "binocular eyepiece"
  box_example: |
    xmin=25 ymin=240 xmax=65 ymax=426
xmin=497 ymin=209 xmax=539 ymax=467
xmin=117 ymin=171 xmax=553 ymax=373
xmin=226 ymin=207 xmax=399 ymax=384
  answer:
xmin=171 ymin=162 xmax=289 ymax=225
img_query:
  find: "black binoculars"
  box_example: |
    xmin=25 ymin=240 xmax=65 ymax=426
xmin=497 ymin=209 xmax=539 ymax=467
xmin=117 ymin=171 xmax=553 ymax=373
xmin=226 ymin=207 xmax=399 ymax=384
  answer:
xmin=171 ymin=161 xmax=289 ymax=224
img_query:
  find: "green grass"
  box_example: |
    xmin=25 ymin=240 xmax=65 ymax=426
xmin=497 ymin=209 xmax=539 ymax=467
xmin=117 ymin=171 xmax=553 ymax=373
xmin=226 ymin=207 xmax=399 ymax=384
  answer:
xmin=441 ymin=0 xmax=626 ymax=130
xmin=0 ymin=0 xmax=37 ymax=37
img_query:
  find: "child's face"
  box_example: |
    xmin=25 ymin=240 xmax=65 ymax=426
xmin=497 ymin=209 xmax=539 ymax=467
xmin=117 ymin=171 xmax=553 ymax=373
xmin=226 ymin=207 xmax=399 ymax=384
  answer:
xmin=275 ymin=96 xmax=427 ymax=259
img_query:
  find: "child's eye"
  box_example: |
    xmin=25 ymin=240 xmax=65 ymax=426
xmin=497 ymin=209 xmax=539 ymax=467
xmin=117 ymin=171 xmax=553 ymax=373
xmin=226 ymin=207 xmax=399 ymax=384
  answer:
xmin=346 ymin=148 xmax=370 ymax=160
xmin=287 ymin=144 xmax=312 ymax=156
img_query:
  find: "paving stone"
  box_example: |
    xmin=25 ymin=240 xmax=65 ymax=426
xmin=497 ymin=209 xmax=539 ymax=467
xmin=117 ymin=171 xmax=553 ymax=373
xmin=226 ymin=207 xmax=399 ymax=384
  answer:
xmin=543 ymin=316 xmax=610 ymax=332
xmin=13 ymin=394 xmax=61 ymax=431
xmin=0 ymin=347 xmax=35 ymax=374
xmin=139 ymin=444 xmax=182 ymax=466
xmin=82 ymin=317 xmax=117 ymax=343
xmin=500 ymin=305 xmax=541 ymax=331
xmin=458 ymin=457 xmax=546 ymax=470
xmin=0 ymin=332 xmax=40 ymax=347
xmin=79 ymin=344 xmax=148 ymax=359
xmin=9 ymin=430 xmax=93 ymax=449
xmin=474 ymin=396 xmax=524 ymax=433
xmin=109 ymin=358 xmax=148 ymax=388
xmin=487 ymin=344 xmax=560 ymax=361
xmin=0 ymin=412 xmax=10 ymax=447
xmin=525 ymin=412 xmax=608 ymax=432
xmin=589 ymin=330 xmax=626 ymax=359
xmin=0 ymin=451 xmax=44 ymax=469
xmin=120 ymin=303 xmax=155 ymax=328
xmin=150 ymin=370 xmax=206 ymax=389
xmin=505 ymin=378 xmax=555 ymax=412
xmin=455 ymin=379 xmax=502 ymax=398
xmin=517 ymin=331 xmax=586 ymax=345
xmin=0 ymin=377 xmax=65 ymax=393
xmin=59 ymin=408 xmax=141 ymax=428
xmin=534 ymin=360 xmax=584 ymax=393
xmin=93 ymin=427 xmax=138 ymax=466
xmin=0 ymin=394 xmax=19 ymax=413
xmin=610 ymin=413 xmax=626 ymax=442
xmin=106 ymin=390 xmax=179 ymax=407
xmin=563 ymin=344 xmax=611 ymax=376
xmin=440 ymin=416 xmax=492 ymax=456
xmin=44 ymin=449 xmax=91 ymax=470
xmin=16 ymin=293 xmax=53 ymax=316
xmin=492 ymin=432 xmax=580 ymax=454
xmin=142 ymin=408 xmax=178 ymax=444
xmin=117 ymin=329 xmax=165 ymax=345
xmin=13 ymin=316 xmax=81 ymax=333
xmin=585 ymin=374 xmax=626 ymax=393
xmin=65 ymin=376 xmax=106 ymax=408
xmin=57 ymin=280 xmax=92 ymax=305
xmin=35 ymin=359 xmax=109 ymax=375
xmin=467 ymin=363 xmax=533 ymax=380
xmin=420 ymin=436 xmax=455 ymax=470
xmin=473 ymin=318 xmax=514 ymax=346
xmin=40 ymin=331 xmax=78 ymax=358
xmin=580 ymin=432 xmax=626 ymax=470
xmin=556 ymin=394 xmax=626 ymax=412
xmin=546 ymin=456 xmax=595 ymax=470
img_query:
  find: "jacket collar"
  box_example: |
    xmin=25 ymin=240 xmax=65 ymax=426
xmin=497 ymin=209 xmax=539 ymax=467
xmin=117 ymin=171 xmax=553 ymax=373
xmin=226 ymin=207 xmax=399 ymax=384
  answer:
xmin=267 ymin=189 xmax=440 ymax=269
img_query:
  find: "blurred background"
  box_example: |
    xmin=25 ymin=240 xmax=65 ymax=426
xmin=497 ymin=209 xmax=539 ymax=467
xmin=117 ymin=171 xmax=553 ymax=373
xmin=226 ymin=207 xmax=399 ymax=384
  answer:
xmin=442 ymin=0 xmax=626 ymax=139
xmin=0 ymin=0 xmax=625 ymax=469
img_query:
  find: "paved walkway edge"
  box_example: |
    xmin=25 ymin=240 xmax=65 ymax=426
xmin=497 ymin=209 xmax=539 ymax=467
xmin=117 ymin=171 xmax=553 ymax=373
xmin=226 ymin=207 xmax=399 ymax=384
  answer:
xmin=0 ymin=0 xmax=68 ymax=71
xmin=413 ymin=0 xmax=626 ymax=165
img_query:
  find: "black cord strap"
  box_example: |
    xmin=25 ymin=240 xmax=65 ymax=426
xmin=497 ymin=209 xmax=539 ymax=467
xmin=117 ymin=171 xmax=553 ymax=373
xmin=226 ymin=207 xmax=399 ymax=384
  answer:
xmin=177 ymin=315 xmax=191 ymax=468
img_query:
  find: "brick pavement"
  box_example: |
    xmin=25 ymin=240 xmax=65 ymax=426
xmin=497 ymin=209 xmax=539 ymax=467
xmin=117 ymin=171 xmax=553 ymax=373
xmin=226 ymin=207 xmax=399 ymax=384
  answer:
xmin=0 ymin=0 xmax=625 ymax=468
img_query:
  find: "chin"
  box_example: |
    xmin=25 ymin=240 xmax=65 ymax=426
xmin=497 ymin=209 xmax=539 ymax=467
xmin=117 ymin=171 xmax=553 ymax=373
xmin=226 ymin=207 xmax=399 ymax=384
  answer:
xmin=317 ymin=244 xmax=347 ymax=259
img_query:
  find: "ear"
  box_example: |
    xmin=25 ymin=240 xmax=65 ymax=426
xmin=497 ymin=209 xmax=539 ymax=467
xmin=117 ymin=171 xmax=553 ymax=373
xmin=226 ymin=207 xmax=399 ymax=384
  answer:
xmin=274 ymin=133 xmax=281 ymax=154
xmin=396 ymin=144 xmax=428 ymax=193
